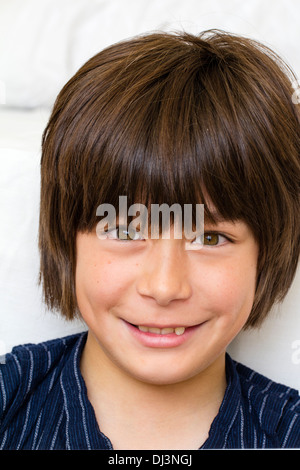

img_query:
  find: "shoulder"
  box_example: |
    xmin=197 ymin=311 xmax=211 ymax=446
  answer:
xmin=0 ymin=333 xmax=85 ymax=432
xmin=234 ymin=359 xmax=300 ymax=448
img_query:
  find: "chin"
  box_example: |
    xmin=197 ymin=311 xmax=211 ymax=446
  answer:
xmin=135 ymin=373 xmax=187 ymax=386
xmin=127 ymin=362 xmax=201 ymax=386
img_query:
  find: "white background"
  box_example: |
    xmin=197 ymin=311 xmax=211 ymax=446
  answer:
xmin=0 ymin=0 xmax=299 ymax=389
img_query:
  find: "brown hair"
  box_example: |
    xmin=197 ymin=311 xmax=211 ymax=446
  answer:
xmin=39 ymin=30 xmax=300 ymax=328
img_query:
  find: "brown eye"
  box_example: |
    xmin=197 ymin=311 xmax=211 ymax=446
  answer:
xmin=189 ymin=232 xmax=229 ymax=249
xmin=203 ymin=233 xmax=220 ymax=246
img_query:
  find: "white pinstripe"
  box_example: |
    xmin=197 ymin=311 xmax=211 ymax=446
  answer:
xmin=60 ymin=373 xmax=70 ymax=450
xmin=0 ymin=429 xmax=7 ymax=450
xmin=12 ymin=353 xmax=22 ymax=378
xmin=0 ymin=369 xmax=6 ymax=414
xmin=282 ymin=414 xmax=298 ymax=448
xmin=16 ymin=396 xmax=32 ymax=450
xmin=261 ymin=380 xmax=273 ymax=394
xmin=32 ymin=411 xmax=43 ymax=449
xmin=49 ymin=409 xmax=64 ymax=450
xmin=253 ymin=426 xmax=257 ymax=448
xmin=222 ymin=399 xmax=240 ymax=448
xmin=41 ymin=343 xmax=52 ymax=373
xmin=262 ymin=432 xmax=267 ymax=448
xmin=24 ymin=348 xmax=34 ymax=397
xmin=73 ymin=336 xmax=91 ymax=450
xmin=259 ymin=395 xmax=268 ymax=426
xmin=291 ymin=398 xmax=300 ymax=411
xmin=240 ymin=404 xmax=245 ymax=448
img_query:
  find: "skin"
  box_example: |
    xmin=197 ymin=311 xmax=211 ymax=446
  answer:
xmin=76 ymin=217 xmax=259 ymax=449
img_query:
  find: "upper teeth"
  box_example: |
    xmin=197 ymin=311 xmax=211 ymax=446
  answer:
xmin=138 ymin=326 xmax=186 ymax=335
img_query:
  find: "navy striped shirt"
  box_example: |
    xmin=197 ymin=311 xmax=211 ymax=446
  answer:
xmin=0 ymin=332 xmax=299 ymax=449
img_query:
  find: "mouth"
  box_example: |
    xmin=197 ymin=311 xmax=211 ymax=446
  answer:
xmin=135 ymin=325 xmax=186 ymax=336
xmin=124 ymin=320 xmax=203 ymax=348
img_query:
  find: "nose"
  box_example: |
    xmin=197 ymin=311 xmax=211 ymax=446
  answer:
xmin=136 ymin=240 xmax=192 ymax=306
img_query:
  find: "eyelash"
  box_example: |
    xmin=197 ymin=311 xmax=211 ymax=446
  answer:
xmin=103 ymin=227 xmax=233 ymax=247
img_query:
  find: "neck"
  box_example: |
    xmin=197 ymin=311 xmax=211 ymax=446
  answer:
xmin=80 ymin=331 xmax=227 ymax=449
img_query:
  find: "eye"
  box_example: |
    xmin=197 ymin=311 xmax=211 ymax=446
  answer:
xmin=203 ymin=233 xmax=226 ymax=246
xmin=106 ymin=226 xmax=145 ymax=241
xmin=191 ymin=232 xmax=230 ymax=247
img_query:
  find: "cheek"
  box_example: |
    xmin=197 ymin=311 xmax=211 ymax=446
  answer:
xmin=75 ymin=255 xmax=134 ymax=314
xmin=194 ymin=262 xmax=257 ymax=354
xmin=197 ymin=262 xmax=256 ymax=324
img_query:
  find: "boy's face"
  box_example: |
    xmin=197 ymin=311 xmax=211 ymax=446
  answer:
xmin=75 ymin=216 xmax=258 ymax=385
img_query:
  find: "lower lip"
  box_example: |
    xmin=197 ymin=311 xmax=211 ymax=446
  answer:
xmin=124 ymin=321 xmax=201 ymax=348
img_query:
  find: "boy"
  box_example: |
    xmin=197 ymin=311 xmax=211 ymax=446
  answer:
xmin=0 ymin=30 xmax=299 ymax=449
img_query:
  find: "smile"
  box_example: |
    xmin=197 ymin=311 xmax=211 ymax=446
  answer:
xmin=124 ymin=320 xmax=204 ymax=349
xmin=137 ymin=326 xmax=185 ymax=335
